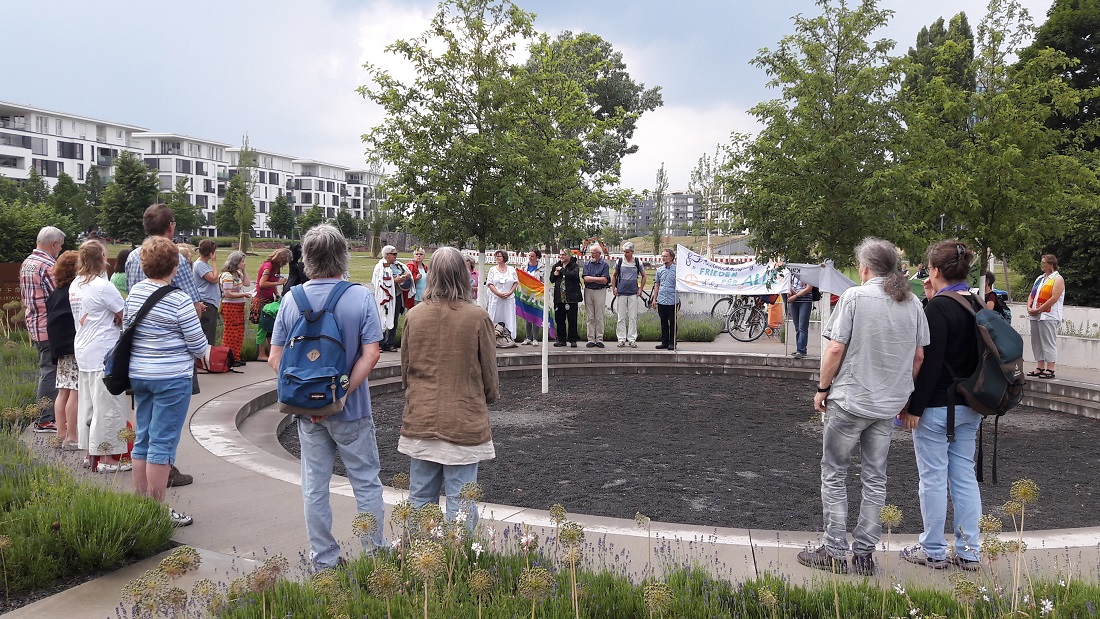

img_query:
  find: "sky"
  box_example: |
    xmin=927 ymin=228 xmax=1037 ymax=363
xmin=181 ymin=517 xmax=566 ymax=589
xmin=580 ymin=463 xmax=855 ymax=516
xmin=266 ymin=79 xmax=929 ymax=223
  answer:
xmin=1 ymin=0 xmax=1054 ymax=193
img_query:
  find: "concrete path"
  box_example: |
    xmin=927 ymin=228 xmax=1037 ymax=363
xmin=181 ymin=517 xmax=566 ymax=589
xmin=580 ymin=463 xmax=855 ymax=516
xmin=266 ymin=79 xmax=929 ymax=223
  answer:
xmin=10 ymin=334 xmax=1100 ymax=618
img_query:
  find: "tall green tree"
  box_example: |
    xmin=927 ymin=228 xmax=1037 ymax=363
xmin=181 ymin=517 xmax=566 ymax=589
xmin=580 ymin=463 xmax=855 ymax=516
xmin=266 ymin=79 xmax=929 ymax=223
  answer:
xmin=0 ymin=175 xmax=20 ymax=203
xmin=650 ymin=163 xmax=668 ymax=254
xmin=164 ymin=177 xmax=203 ymax=236
xmin=723 ymin=0 xmax=901 ymax=265
xmin=267 ymin=194 xmax=296 ymax=238
xmin=903 ymin=13 xmax=976 ymax=97
xmin=234 ymin=136 xmax=258 ymax=253
xmin=688 ymin=145 xmax=731 ymax=258
xmin=360 ymin=0 xmax=536 ymax=257
xmin=48 ymin=172 xmax=86 ymax=222
xmin=23 ymin=168 xmax=50 ymax=205
xmin=82 ymin=167 xmax=107 ymax=231
xmin=100 ymin=151 xmax=158 ymax=245
xmin=216 ymin=174 xmax=247 ymax=237
xmin=298 ymin=206 xmax=325 ymax=233
xmin=334 ymin=209 xmax=356 ymax=239
xmin=893 ymin=0 xmax=1098 ymax=282
xmin=0 ymin=200 xmax=78 ymax=262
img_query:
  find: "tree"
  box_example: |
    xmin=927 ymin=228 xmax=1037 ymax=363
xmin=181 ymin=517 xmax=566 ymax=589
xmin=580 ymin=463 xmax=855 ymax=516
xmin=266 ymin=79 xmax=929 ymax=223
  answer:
xmin=334 ymin=208 xmax=356 ymax=239
xmin=688 ymin=145 xmax=731 ymax=258
xmin=267 ymin=194 xmax=296 ymax=238
xmin=600 ymin=224 xmax=623 ymax=249
xmin=893 ymin=0 xmax=1098 ymax=283
xmin=164 ymin=177 xmax=203 ymax=236
xmin=723 ymin=0 xmax=901 ymax=265
xmin=22 ymin=168 xmax=50 ymax=205
xmin=48 ymin=172 xmax=86 ymax=222
xmin=81 ymin=167 xmax=106 ymax=231
xmin=234 ymin=136 xmax=258 ymax=253
xmin=298 ymin=206 xmax=325 ymax=233
xmin=0 ymin=175 xmax=20 ymax=203
xmin=360 ymin=0 xmax=537 ymax=256
xmin=0 ymin=200 xmax=78 ymax=263
xmin=216 ymin=174 xmax=247 ymax=237
xmin=902 ymin=13 xmax=976 ymax=97
xmin=100 ymin=151 xmax=158 ymax=244
xmin=650 ymin=163 xmax=668 ymax=254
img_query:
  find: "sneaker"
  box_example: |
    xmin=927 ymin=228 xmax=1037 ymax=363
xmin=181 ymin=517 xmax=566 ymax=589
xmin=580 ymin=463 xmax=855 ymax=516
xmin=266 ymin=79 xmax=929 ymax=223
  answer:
xmin=797 ymin=545 xmax=848 ymax=574
xmin=628 ymin=341 xmax=637 ymax=348
xmin=655 ymin=343 xmax=668 ymax=349
xmin=950 ymin=554 xmax=980 ymax=571
xmin=62 ymin=441 xmax=81 ymax=451
xmin=586 ymin=342 xmax=597 ymax=348
xmin=667 ymin=346 xmax=675 ymax=351
xmin=617 ymin=341 xmax=627 ymax=347
xmin=169 ymin=508 xmax=194 ymax=527
xmin=97 ymin=461 xmax=133 ymax=473
xmin=851 ymin=553 xmax=875 ymax=576
xmin=793 ymin=352 xmax=806 ymax=359
xmin=901 ymin=544 xmax=948 ymax=569
xmin=167 ymin=465 xmax=194 ymax=487
xmin=33 ymin=421 xmax=57 ymax=433
xmin=595 ymin=341 xmax=605 ymax=348
xmin=553 ymin=341 xmax=566 ymax=347
xmin=569 ymin=342 xmax=577 ymax=348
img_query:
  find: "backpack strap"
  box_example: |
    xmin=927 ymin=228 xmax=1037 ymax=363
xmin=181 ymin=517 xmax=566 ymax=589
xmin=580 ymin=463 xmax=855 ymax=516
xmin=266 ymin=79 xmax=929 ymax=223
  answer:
xmin=938 ymin=291 xmax=981 ymax=445
xmin=129 ymin=285 xmax=179 ymax=330
xmin=322 ymin=280 xmax=356 ymax=313
xmin=291 ymin=280 xmax=356 ymax=322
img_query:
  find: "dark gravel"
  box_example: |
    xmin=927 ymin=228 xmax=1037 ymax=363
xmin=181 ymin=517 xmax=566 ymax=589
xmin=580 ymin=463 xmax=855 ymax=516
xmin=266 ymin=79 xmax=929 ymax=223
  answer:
xmin=278 ymin=374 xmax=1100 ymax=532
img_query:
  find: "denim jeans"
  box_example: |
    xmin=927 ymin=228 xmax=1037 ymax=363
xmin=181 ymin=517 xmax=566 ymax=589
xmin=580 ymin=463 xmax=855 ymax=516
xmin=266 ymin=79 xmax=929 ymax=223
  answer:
xmin=131 ymin=376 xmax=192 ymax=465
xmin=32 ymin=339 xmax=57 ymax=423
xmin=820 ymin=405 xmax=893 ymax=557
xmin=789 ymin=301 xmax=811 ymax=355
xmin=408 ymin=458 xmax=480 ymax=533
xmin=912 ymin=405 xmax=982 ymax=561
xmin=298 ymin=416 xmax=386 ymax=569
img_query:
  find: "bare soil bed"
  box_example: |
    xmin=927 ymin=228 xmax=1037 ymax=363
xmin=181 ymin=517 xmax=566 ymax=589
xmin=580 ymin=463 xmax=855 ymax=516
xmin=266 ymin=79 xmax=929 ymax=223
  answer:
xmin=278 ymin=374 xmax=1099 ymax=532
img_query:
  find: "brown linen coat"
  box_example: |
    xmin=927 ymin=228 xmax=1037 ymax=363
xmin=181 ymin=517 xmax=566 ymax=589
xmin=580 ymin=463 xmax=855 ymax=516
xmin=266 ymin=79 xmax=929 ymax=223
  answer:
xmin=400 ymin=300 xmax=500 ymax=446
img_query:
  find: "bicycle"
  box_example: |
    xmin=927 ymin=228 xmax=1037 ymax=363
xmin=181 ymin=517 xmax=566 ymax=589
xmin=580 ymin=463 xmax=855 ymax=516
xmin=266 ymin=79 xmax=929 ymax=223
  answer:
xmin=725 ymin=296 xmax=770 ymax=341
xmin=608 ymin=285 xmax=680 ymax=313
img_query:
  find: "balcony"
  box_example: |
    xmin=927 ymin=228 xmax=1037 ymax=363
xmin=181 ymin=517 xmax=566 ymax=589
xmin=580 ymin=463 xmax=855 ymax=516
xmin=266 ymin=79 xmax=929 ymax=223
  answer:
xmin=340 ymin=188 xmax=349 ymax=197
xmin=217 ymin=171 xmax=229 ymax=181
xmin=96 ymin=155 xmax=115 ymax=166
xmin=0 ymin=119 xmax=27 ymax=130
xmin=287 ymin=195 xmax=296 ymax=204
xmin=285 ymin=179 xmax=294 ymax=190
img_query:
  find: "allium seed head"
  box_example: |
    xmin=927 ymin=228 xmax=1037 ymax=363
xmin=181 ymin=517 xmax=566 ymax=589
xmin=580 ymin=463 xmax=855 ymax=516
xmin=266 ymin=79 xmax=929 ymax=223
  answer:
xmin=117 ymin=427 xmax=137 ymax=443
xmin=635 ymin=512 xmax=651 ymax=529
xmin=1010 ymin=479 xmax=1040 ymax=505
xmin=517 ymin=567 xmax=554 ymax=602
xmin=459 ymin=481 xmax=484 ymax=502
xmin=559 ymin=520 xmax=585 ymax=547
xmin=1002 ymin=501 xmax=1023 ymax=517
xmin=409 ymin=540 xmax=447 ymax=582
xmin=757 ymin=585 xmax=779 ymax=609
xmin=644 ymin=581 xmax=674 ymax=614
xmin=191 ymin=578 xmax=218 ymax=600
xmin=0 ymin=535 xmax=10 ymax=550
xmin=159 ymin=587 xmax=188 ymax=611
xmin=880 ymin=505 xmax=903 ymax=528
xmin=390 ymin=472 xmax=410 ymax=490
xmin=391 ymin=499 xmax=414 ymax=526
xmin=352 ymin=512 xmax=379 ymax=537
xmin=468 ymin=567 xmax=496 ymax=598
xmin=549 ymin=503 xmax=567 ymax=524
xmin=45 ymin=435 xmax=63 ymax=448
xmin=979 ymin=514 xmax=1003 ymax=533
xmin=366 ymin=562 xmax=402 ymax=598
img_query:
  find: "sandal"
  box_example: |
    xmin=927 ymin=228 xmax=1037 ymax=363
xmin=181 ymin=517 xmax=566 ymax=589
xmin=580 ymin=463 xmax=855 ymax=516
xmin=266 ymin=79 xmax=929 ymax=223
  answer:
xmin=1038 ymin=369 xmax=1055 ymax=379
xmin=1026 ymin=369 xmax=1045 ymax=377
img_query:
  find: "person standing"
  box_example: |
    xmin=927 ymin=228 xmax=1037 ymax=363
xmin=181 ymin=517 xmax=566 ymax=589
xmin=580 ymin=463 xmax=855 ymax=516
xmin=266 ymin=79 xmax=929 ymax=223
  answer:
xmin=371 ymin=245 xmax=410 ymax=352
xmin=254 ymin=248 xmax=291 ymax=362
xmin=485 ymin=250 xmax=518 ymax=339
xmin=521 ymin=250 xmax=544 ymax=345
xmin=270 ymin=224 xmax=386 ymax=569
xmin=1026 ymin=254 xmax=1065 ymax=379
xmin=582 ymin=246 xmax=610 ymax=348
xmin=799 ymin=237 xmax=929 ymax=576
xmin=193 ymin=240 xmax=220 ymax=346
xmin=899 ymin=240 xmax=983 ymax=571
xmin=20 ymin=226 xmax=65 ymax=433
xmin=407 ymin=247 xmax=429 ymax=306
xmin=400 ymin=246 xmax=499 ymax=531
xmin=124 ymin=204 xmax=201 ymax=487
xmin=45 ymin=251 xmax=79 ymax=447
xmin=650 ymin=248 xmax=677 ymax=351
xmin=550 ymin=249 xmax=581 ymax=348
xmin=110 ymin=249 xmax=130 ymax=297
xmin=219 ymin=251 xmax=251 ymax=362
xmin=612 ymin=242 xmax=646 ymax=348
xmin=70 ymin=240 xmax=130 ymax=472
xmin=466 ymin=256 xmax=479 ymax=302
xmin=787 ymin=273 xmax=813 ymax=358
xmin=282 ymin=243 xmax=309 ymax=295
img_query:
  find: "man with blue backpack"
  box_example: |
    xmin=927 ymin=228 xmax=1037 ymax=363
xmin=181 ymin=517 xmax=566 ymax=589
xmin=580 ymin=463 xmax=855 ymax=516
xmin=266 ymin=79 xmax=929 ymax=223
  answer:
xmin=269 ymin=224 xmax=386 ymax=570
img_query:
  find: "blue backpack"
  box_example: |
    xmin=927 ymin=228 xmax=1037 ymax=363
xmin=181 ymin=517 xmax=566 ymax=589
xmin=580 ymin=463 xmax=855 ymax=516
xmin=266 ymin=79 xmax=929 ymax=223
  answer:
xmin=277 ymin=281 xmax=357 ymax=417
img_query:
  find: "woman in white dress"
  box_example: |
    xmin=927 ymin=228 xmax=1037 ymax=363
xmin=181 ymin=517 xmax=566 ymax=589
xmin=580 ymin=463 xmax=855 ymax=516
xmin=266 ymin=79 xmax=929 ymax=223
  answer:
xmin=485 ymin=250 xmax=518 ymax=338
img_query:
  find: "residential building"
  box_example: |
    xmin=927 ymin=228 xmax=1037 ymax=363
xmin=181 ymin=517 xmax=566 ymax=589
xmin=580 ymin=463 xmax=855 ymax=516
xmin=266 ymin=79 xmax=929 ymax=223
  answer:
xmin=0 ymin=100 xmax=145 ymax=188
xmin=344 ymin=168 xmax=385 ymax=220
xmin=291 ymin=159 xmax=348 ymax=220
xmin=228 ymin=147 xmax=296 ymax=237
xmin=131 ymin=132 xmax=231 ymax=237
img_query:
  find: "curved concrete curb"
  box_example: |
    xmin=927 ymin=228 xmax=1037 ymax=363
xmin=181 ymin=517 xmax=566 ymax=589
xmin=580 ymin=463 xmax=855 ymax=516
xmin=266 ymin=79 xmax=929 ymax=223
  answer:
xmin=191 ymin=350 xmax=1100 ymax=585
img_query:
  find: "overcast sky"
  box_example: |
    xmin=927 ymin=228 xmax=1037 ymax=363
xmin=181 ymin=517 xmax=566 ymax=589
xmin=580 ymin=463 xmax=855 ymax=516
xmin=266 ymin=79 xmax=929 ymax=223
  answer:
xmin=1 ymin=0 xmax=1053 ymax=192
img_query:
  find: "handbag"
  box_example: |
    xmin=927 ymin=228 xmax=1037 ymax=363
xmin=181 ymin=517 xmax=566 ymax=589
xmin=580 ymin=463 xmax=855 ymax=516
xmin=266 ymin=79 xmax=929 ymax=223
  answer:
xmin=196 ymin=345 xmax=241 ymax=374
xmin=103 ymin=285 xmax=179 ymax=396
xmin=249 ymin=295 xmax=263 ymax=325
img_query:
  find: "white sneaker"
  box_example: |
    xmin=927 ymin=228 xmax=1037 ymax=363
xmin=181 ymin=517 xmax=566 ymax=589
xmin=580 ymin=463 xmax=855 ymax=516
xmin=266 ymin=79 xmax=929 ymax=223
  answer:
xmin=169 ymin=508 xmax=194 ymax=527
xmin=97 ymin=461 xmax=133 ymax=473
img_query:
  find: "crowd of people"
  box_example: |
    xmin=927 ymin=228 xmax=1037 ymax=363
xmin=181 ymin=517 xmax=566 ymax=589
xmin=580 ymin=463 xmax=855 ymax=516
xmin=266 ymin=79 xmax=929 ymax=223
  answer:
xmin=18 ymin=208 xmax=1068 ymax=570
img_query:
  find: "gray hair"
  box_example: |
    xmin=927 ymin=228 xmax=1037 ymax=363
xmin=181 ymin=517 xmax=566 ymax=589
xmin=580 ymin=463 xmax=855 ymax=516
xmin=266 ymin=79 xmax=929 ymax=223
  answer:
xmin=381 ymin=244 xmax=396 ymax=256
xmin=222 ymin=250 xmax=247 ymax=274
xmin=855 ymin=237 xmax=911 ymax=303
xmin=423 ymin=246 xmax=471 ymax=305
xmin=37 ymin=226 xmax=65 ymax=245
xmin=622 ymin=241 xmax=635 ymax=251
xmin=302 ymin=224 xmax=349 ymax=279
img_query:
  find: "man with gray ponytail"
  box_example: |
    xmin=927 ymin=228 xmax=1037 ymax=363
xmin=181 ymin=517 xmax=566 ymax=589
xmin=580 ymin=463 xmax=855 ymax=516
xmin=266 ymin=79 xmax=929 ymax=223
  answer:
xmin=798 ymin=237 xmax=929 ymax=576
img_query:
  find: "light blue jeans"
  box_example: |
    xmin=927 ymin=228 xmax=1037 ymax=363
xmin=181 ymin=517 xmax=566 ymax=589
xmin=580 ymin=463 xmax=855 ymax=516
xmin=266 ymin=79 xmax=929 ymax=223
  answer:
xmin=298 ymin=416 xmax=386 ymax=569
xmin=131 ymin=376 xmax=191 ymax=465
xmin=409 ymin=458 xmax=480 ymax=533
xmin=820 ymin=405 xmax=893 ymax=558
xmin=912 ymin=405 xmax=982 ymax=561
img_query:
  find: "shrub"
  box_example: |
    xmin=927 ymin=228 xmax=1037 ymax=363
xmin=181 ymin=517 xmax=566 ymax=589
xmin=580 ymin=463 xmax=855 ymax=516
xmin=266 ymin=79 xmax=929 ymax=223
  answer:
xmin=515 ymin=310 xmax=720 ymax=343
xmin=0 ymin=201 xmax=80 ymax=263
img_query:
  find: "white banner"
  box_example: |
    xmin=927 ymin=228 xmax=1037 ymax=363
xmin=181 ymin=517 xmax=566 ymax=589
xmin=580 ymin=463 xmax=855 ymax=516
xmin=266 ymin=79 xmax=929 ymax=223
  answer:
xmin=674 ymin=245 xmax=790 ymax=295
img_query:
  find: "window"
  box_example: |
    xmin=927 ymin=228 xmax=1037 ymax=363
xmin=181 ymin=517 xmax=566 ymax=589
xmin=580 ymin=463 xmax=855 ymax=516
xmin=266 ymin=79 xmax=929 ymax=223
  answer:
xmin=30 ymin=137 xmax=48 ymax=155
xmin=297 ymin=178 xmax=312 ymax=190
xmin=204 ymin=178 xmax=214 ymax=193
xmin=56 ymin=141 xmax=83 ymax=160
xmin=302 ymin=192 xmax=313 ymax=204
xmin=326 ymin=181 xmax=335 ymax=193
xmin=176 ymin=159 xmax=192 ymax=174
xmin=159 ymin=175 xmax=173 ymax=190
xmin=77 ymin=163 xmax=84 ymax=180
xmin=31 ymin=158 xmax=63 ymax=177
xmin=258 ymin=201 xmax=267 ymax=214
xmin=35 ymin=116 xmax=49 ymax=133
xmin=161 ymin=141 xmax=182 ymax=155
xmin=0 ymin=155 xmax=21 ymax=168
xmin=55 ymin=119 xmax=63 ymax=136
xmin=195 ymin=161 xmax=207 ymax=176
xmin=0 ymin=132 xmax=31 ymax=148
xmin=257 ymin=171 xmax=266 ymax=184
xmin=269 ymin=172 xmax=279 ymax=186
xmin=195 ymin=195 xmax=208 ymax=208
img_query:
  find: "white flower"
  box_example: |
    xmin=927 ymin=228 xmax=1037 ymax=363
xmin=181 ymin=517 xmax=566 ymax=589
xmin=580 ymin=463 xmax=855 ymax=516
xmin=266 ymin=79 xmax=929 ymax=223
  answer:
xmin=471 ymin=542 xmax=484 ymax=558
xmin=1060 ymin=579 xmax=1066 ymax=587
xmin=979 ymin=586 xmax=988 ymax=593
xmin=431 ymin=526 xmax=444 ymax=540
xmin=391 ymin=538 xmax=402 ymax=551
xmin=893 ymin=583 xmax=906 ymax=595
xmin=1040 ymin=599 xmax=1054 ymax=617
xmin=520 ymin=534 xmax=535 ymax=547
xmin=484 ymin=527 xmax=494 ymax=538
xmin=910 ymin=608 xmax=920 ymax=617
xmin=454 ymin=512 xmax=468 ymax=525
xmin=1023 ymin=594 xmax=1030 ymax=605
xmin=982 ymin=595 xmax=990 ymax=603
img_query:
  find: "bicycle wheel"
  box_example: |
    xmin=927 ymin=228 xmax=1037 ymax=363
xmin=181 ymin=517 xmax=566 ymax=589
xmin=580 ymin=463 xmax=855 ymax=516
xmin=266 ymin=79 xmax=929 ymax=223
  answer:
xmin=711 ymin=297 xmax=734 ymax=331
xmin=729 ymin=306 xmax=767 ymax=342
xmin=745 ymin=308 xmax=767 ymax=341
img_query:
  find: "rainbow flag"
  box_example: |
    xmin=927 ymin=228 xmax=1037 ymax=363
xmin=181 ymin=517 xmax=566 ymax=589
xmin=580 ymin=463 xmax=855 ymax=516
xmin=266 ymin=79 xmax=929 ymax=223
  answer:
xmin=516 ymin=268 xmax=556 ymax=340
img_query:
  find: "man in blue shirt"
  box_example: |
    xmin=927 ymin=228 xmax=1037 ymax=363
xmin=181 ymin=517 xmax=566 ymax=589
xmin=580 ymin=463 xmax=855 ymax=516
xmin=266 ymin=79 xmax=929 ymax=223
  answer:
xmin=582 ymin=246 xmax=610 ymax=348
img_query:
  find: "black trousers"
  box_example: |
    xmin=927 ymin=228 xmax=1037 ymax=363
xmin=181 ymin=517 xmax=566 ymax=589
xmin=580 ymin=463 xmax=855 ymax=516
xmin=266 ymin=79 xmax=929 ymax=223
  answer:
xmin=554 ymin=301 xmax=579 ymax=343
xmin=658 ymin=303 xmax=676 ymax=347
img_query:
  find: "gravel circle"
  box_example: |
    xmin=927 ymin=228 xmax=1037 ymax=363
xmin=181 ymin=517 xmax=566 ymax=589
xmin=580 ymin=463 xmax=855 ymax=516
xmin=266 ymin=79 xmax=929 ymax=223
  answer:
xmin=277 ymin=374 xmax=1100 ymax=532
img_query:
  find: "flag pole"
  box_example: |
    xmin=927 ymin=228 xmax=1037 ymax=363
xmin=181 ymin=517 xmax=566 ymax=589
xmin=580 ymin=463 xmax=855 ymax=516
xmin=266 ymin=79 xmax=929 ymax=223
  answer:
xmin=542 ymin=249 xmax=549 ymax=394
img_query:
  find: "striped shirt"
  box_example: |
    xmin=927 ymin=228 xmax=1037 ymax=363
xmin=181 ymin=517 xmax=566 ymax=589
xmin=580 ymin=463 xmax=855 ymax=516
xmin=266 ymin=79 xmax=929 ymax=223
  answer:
xmin=124 ymin=280 xmax=208 ymax=380
xmin=125 ymin=246 xmax=201 ymax=304
xmin=19 ymin=249 xmax=57 ymax=342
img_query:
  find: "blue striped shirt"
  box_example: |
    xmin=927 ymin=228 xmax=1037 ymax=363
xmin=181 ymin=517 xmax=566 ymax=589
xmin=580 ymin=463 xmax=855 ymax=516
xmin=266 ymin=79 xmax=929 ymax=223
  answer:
xmin=124 ymin=280 xmax=208 ymax=380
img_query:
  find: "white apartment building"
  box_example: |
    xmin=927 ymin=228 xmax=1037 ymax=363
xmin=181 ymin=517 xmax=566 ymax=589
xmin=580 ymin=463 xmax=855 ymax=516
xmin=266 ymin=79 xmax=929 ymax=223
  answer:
xmin=292 ymin=159 xmax=348 ymax=220
xmin=0 ymin=100 xmax=145 ymax=188
xmin=228 ymin=147 xmax=296 ymax=237
xmin=344 ymin=168 xmax=385 ymax=220
xmin=132 ymin=133 xmax=231 ymax=237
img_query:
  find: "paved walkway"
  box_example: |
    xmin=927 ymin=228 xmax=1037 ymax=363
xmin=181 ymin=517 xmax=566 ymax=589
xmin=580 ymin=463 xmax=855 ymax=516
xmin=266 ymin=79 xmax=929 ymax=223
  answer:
xmin=11 ymin=335 xmax=1100 ymax=618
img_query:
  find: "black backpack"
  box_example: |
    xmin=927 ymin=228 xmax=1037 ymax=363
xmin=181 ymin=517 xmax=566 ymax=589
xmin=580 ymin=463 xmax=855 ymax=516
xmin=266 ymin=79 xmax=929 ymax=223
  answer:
xmin=943 ymin=292 xmax=1026 ymax=483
